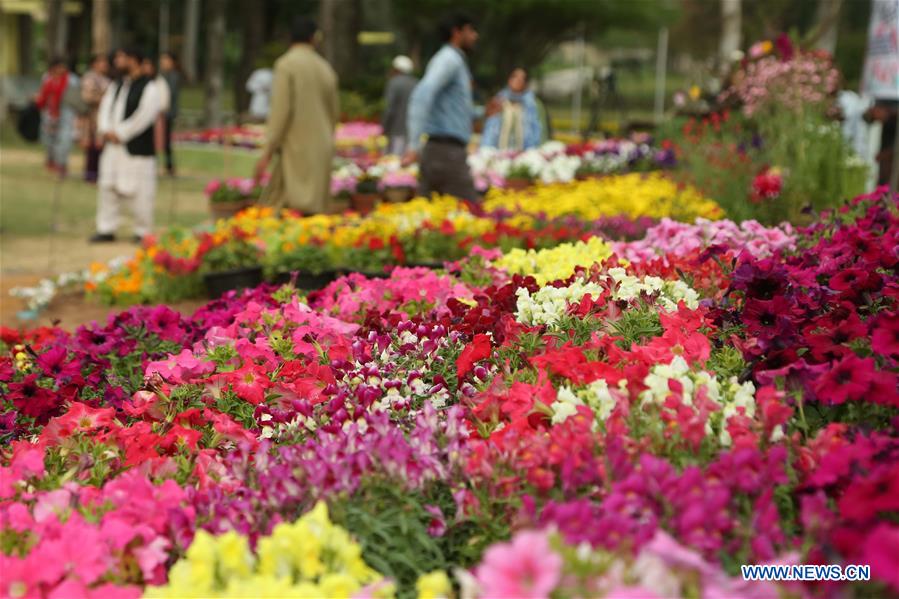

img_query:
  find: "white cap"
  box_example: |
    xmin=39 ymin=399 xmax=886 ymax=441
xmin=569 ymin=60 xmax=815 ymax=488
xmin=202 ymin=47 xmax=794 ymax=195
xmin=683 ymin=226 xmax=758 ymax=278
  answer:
xmin=392 ymin=55 xmax=414 ymax=74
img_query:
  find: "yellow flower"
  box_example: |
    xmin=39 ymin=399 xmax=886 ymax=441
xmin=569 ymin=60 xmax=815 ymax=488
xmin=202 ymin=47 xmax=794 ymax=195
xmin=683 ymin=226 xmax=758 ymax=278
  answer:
xmin=216 ymin=530 xmax=253 ymax=578
xmin=496 ymin=235 xmax=613 ymax=285
xmin=89 ymin=262 xmax=108 ymax=275
xmin=416 ymin=570 xmax=452 ymax=599
xmin=147 ymin=501 xmax=384 ymax=597
xmin=318 ymin=573 xmax=361 ymax=598
xmin=689 ymin=85 xmax=701 ymax=101
xmin=483 ymin=175 xmax=720 ymax=223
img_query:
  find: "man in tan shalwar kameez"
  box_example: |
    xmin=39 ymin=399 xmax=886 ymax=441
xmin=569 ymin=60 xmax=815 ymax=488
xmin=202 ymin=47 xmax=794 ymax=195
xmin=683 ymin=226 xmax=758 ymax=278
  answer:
xmin=254 ymin=17 xmax=339 ymax=214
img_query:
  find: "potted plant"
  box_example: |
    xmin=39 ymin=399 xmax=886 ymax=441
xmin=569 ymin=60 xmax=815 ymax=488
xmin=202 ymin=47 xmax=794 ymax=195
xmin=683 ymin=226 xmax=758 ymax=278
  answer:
xmin=270 ymin=241 xmax=337 ymax=290
xmin=206 ymin=178 xmax=261 ymax=221
xmin=199 ymin=233 xmax=265 ymax=298
xmin=503 ymin=163 xmax=537 ymax=190
xmin=379 ymin=170 xmax=417 ymax=203
xmin=350 ymin=172 xmax=381 ymax=215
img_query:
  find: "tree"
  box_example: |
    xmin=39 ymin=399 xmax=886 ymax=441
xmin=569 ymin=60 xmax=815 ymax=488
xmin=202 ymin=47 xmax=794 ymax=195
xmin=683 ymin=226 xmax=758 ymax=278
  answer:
xmin=92 ymin=0 xmax=111 ymax=55
xmin=204 ymin=0 xmax=226 ymax=127
xmin=44 ymin=0 xmax=66 ymax=59
xmin=719 ymin=0 xmax=742 ymax=68
xmin=182 ymin=0 xmax=201 ymax=82
xmin=391 ymin=0 xmax=673 ymax=89
xmin=319 ymin=0 xmax=362 ymax=81
xmin=234 ymin=0 xmax=265 ymax=115
xmin=808 ymin=0 xmax=843 ymax=54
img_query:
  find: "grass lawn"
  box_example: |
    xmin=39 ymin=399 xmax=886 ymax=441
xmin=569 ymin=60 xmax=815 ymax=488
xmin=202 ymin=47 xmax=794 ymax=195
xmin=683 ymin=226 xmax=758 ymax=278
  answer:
xmin=0 ymin=123 xmax=258 ymax=239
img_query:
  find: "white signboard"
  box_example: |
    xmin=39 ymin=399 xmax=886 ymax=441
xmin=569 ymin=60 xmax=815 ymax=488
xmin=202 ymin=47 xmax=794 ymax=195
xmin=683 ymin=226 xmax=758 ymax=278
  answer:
xmin=862 ymin=0 xmax=899 ymax=99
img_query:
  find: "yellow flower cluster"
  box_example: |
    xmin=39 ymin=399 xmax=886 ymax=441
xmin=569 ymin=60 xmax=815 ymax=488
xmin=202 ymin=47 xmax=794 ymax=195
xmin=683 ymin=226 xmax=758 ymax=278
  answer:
xmin=483 ymin=173 xmax=722 ymax=222
xmin=416 ymin=570 xmax=453 ymax=599
xmin=144 ymin=502 xmax=388 ymax=598
xmin=496 ymin=236 xmax=615 ymax=285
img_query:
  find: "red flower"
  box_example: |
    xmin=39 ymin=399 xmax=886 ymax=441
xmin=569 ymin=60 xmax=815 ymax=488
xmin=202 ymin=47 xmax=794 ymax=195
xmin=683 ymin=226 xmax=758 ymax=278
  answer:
xmin=500 ymin=382 xmax=536 ymax=421
xmin=8 ymin=374 xmax=61 ymax=423
xmin=39 ymin=402 xmax=115 ymax=445
xmin=860 ymin=524 xmax=899 ymax=591
xmin=872 ymin=311 xmax=899 ymax=361
xmin=217 ymin=363 xmax=272 ymax=405
xmin=456 ymin=333 xmax=491 ymax=381
xmin=813 ymin=354 xmax=878 ymax=405
xmin=837 ymin=463 xmax=899 ymax=521
xmin=750 ymin=167 xmax=783 ymax=203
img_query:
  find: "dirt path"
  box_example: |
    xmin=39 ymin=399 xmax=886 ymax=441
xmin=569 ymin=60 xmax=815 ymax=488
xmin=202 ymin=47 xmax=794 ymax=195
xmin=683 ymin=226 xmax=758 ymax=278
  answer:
xmin=1 ymin=143 xmax=213 ymax=330
xmin=1 ymin=272 xmax=206 ymax=331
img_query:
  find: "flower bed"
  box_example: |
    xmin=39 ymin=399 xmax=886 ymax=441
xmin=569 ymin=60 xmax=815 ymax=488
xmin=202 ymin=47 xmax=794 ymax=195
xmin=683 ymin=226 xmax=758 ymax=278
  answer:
xmin=84 ymin=175 xmax=720 ymax=305
xmin=2 ymin=188 xmax=896 ymax=597
xmin=329 ymin=138 xmax=675 ymax=195
xmin=175 ymin=121 xmax=385 ymax=156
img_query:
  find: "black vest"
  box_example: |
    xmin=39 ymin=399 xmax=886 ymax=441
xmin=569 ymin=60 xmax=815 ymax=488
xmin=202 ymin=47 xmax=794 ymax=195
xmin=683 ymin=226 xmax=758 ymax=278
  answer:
xmin=113 ymin=76 xmax=156 ymax=156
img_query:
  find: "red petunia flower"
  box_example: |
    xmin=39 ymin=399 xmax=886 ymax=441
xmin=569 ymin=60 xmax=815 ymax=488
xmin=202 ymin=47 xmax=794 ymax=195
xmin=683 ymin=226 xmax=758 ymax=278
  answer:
xmin=456 ymin=334 xmax=492 ymax=382
xmin=813 ymin=354 xmax=878 ymax=405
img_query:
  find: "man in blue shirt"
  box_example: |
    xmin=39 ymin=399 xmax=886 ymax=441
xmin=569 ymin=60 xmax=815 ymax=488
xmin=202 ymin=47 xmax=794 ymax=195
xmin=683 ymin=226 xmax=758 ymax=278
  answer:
xmin=404 ymin=14 xmax=497 ymax=202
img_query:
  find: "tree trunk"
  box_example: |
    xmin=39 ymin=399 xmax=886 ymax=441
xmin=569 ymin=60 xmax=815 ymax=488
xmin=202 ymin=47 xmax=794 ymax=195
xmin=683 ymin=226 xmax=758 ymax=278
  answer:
xmin=67 ymin=6 xmax=86 ymax=61
xmin=810 ymin=0 xmax=843 ymax=55
xmin=233 ymin=0 xmax=264 ymax=118
xmin=159 ymin=0 xmax=170 ymax=55
xmin=91 ymin=0 xmax=111 ymax=55
xmin=719 ymin=0 xmax=742 ymax=70
xmin=319 ymin=0 xmax=360 ymax=81
xmin=182 ymin=0 xmax=201 ymax=83
xmin=18 ymin=15 xmax=34 ymax=74
xmin=204 ymin=0 xmax=226 ymax=127
xmin=45 ymin=0 xmax=66 ymax=59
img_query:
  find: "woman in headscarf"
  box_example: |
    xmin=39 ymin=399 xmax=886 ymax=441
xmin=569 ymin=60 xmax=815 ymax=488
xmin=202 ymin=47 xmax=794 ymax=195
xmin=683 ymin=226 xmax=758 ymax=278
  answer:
xmin=480 ymin=67 xmax=542 ymax=151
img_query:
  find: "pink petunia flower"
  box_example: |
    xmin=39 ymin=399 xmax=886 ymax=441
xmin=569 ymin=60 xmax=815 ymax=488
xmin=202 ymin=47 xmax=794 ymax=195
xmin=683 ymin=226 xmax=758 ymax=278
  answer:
xmin=476 ymin=529 xmax=562 ymax=598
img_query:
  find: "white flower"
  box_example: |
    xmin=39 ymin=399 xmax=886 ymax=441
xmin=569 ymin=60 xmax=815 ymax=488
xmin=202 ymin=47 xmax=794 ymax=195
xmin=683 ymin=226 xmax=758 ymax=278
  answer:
xmin=551 ymin=385 xmax=583 ymax=424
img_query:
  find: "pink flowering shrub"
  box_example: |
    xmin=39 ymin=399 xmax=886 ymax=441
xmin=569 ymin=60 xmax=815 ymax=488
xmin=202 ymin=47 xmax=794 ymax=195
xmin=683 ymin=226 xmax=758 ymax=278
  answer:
xmin=723 ymin=50 xmax=839 ymax=117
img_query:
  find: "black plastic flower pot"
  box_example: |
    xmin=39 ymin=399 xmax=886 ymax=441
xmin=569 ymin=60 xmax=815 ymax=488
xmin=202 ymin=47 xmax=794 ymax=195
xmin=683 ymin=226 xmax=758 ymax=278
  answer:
xmin=339 ymin=268 xmax=391 ymax=279
xmin=273 ymin=270 xmax=338 ymax=290
xmin=203 ymin=266 xmax=264 ymax=298
xmin=406 ymin=262 xmax=445 ymax=270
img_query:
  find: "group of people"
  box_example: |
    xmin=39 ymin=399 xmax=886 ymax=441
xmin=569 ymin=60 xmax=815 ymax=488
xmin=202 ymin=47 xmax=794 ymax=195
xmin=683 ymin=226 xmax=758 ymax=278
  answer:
xmin=254 ymin=13 xmax=543 ymax=214
xmin=35 ymin=51 xmax=179 ymax=184
xmin=34 ymin=12 xmax=538 ymax=242
xmin=34 ymin=49 xmax=179 ymax=244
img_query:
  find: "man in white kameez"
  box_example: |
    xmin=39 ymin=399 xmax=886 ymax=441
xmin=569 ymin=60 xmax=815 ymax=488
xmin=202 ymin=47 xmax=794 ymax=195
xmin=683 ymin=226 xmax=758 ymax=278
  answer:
xmin=90 ymin=48 xmax=160 ymax=244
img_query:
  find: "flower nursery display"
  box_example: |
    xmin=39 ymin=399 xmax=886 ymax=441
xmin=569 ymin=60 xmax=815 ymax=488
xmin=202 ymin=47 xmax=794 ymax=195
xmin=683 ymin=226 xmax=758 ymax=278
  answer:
xmin=468 ymin=138 xmax=675 ymax=191
xmin=2 ymin=187 xmax=897 ymax=598
xmin=80 ymin=175 xmax=721 ymax=305
xmin=327 ymin=138 xmax=676 ymax=196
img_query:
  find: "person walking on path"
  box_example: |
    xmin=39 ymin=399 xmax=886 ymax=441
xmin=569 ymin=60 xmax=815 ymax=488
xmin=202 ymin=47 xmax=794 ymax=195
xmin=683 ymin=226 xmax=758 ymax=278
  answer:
xmin=254 ymin=17 xmax=339 ymax=215
xmin=403 ymin=13 xmax=498 ymax=202
xmin=90 ymin=48 xmax=161 ymax=244
xmin=159 ymin=52 xmax=180 ymax=176
xmin=382 ymin=55 xmax=417 ymax=155
xmin=80 ymin=54 xmax=111 ymax=182
xmin=481 ymin=67 xmax=542 ymax=151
